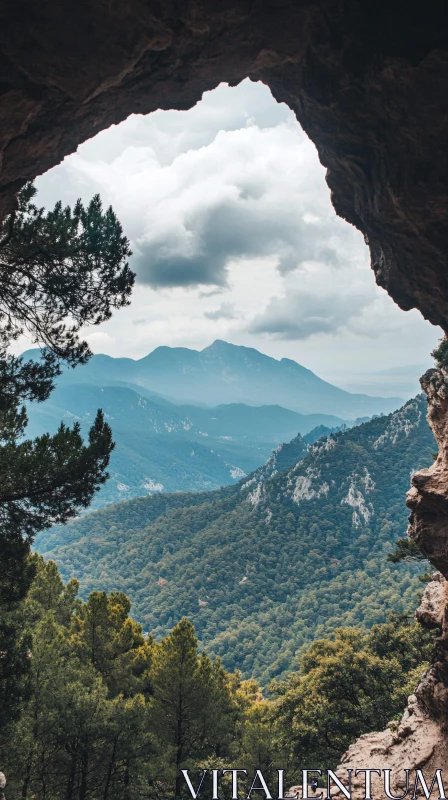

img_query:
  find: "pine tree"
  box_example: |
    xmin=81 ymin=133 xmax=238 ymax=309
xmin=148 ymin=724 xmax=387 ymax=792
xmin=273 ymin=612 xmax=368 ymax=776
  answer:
xmin=149 ymin=619 xmax=238 ymax=797
xmin=71 ymin=590 xmax=153 ymax=697
xmin=0 ymin=182 xmax=134 ymax=575
xmin=2 ymin=559 xmax=152 ymax=800
xmin=0 ymin=184 xmax=134 ymax=726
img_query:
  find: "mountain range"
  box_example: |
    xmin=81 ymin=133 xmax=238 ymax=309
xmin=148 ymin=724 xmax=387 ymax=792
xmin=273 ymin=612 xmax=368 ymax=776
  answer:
xmin=24 ymin=340 xmax=402 ymax=418
xmin=36 ymin=394 xmax=434 ymax=684
xmin=22 ymin=341 xmax=403 ymax=506
xmin=25 ymin=383 xmax=347 ymax=507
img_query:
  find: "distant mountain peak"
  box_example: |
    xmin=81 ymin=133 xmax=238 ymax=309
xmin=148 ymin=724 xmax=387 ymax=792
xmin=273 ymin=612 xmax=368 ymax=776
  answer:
xmin=21 ymin=341 xmax=404 ymax=418
xmin=204 ymin=339 xmax=234 ymax=350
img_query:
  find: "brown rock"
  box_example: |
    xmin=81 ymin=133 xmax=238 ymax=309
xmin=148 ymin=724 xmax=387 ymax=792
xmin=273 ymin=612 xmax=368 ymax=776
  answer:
xmin=408 ymin=370 xmax=448 ymax=579
xmin=343 ymin=365 xmax=448 ymax=786
xmin=334 ymin=695 xmax=448 ymax=800
xmin=415 ymin=573 xmax=448 ymax=629
xmin=0 ymin=1 xmax=447 ymax=330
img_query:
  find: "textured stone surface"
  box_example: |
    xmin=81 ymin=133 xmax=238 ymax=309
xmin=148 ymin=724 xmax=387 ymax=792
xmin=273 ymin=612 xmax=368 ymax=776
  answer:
xmin=0 ymin=1 xmax=448 ymax=328
xmin=415 ymin=573 xmax=448 ymax=629
xmin=408 ymin=370 xmax=448 ymax=579
xmin=334 ymin=694 xmax=448 ymax=800
xmin=2 ymin=0 xmax=448 ymax=783
xmin=335 ymin=380 xmax=448 ymax=786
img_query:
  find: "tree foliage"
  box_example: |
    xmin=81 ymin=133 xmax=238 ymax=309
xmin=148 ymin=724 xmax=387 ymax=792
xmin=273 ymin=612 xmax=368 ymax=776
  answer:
xmin=431 ymin=336 xmax=448 ymax=369
xmin=37 ymin=396 xmax=436 ymax=683
xmin=0 ymin=182 xmax=134 ymax=556
xmin=0 ymin=184 xmax=134 ymax=725
xmin=1 ymin=558 xmax=435 ymax=799
xmin=0 ymin=184 xmax=133 ymax=364
xmin=272 ymin=619 xmax=434 ymax=773
xmin=387 ymin=537 xmax=427 ymax=563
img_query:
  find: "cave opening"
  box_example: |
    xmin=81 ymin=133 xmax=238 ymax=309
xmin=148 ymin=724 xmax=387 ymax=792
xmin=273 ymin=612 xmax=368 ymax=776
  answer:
xmin=1 ymin=1 xmax=448 ymax=774
xmin=19 ymin=78 xmax=439 ymax=399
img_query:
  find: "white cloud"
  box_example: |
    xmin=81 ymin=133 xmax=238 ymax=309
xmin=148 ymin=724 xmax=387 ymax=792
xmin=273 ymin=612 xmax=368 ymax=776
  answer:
xmin=84 ymin=332 xmax=116 ymax=352
xmin=31 ymin=79 xmax=440 ymax=391
xmin=34 ymin=79 xmax=361 ymax=291
xmin=204 ymin=302 xmax=237 ymax=321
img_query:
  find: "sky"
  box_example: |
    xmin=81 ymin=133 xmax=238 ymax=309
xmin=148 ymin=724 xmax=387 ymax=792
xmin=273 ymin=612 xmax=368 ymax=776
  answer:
xmin=29 ymin=79 xmax=439 ymax=396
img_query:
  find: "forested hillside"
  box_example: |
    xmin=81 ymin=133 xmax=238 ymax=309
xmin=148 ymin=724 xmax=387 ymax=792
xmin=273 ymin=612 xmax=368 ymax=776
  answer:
xmin=2 ymin=556 xmax=434 ymax=799
xmin=37 ymin=395 xmax=434 ymax=684
xmin=25 ymin=381 xmax=346 ymax=507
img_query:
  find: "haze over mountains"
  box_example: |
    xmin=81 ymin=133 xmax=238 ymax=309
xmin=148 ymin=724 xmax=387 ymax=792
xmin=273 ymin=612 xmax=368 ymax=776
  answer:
xmin=25 ymin=383 xmax=345 ymax=506
xmin=37 ymin=395 xmax=434 ymax=683
xmin=23 ymin=341 xmax=404 ymax=506
xmin=24 ymin=340 xmax=402 ymax=418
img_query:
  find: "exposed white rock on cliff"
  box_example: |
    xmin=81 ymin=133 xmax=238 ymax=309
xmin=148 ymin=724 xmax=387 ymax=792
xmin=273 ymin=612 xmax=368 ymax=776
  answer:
xmin=341 ymin=469 xmax=375 ymax=527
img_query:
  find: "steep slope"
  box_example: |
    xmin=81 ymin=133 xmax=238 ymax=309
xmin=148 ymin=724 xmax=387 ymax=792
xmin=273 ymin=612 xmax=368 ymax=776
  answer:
xmin=25 ymin=383 xmax=344 ymax=507
xmin=36 ymin=396 xmax=434 ymax=683
xmin=22 ymin=341 xmax=402 ymax=418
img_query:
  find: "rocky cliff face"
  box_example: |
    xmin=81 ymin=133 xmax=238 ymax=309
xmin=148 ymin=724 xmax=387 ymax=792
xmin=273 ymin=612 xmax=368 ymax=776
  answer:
xmin=335 ymin=573 xmax=448 ymax=795
xmin=0 ymin=1 xmax=447 ymax=329
xmin=408 ymin=370 xmax=448 ymax=578
xmin=1 ymin=0 xmax=448 ymax=784
xmin=335 ymin=375 xmax=448 ymax=794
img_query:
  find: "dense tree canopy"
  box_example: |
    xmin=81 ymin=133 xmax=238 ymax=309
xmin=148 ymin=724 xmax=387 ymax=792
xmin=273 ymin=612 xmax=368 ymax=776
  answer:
xmin=1 ymin=557 xmax=435 ymax=799
xmin=37 ymin=396 xmax=435 ymax=683
xmin=272 ymin=620 xmax=434 ymax=770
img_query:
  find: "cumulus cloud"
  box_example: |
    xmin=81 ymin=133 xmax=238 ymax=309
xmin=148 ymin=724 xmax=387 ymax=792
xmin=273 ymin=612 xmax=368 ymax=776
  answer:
xmin=31 ymin=79 xmax=439 ymax=381
xmin=35 ymin=79 xmax=362 ymax=290
xmin=204 ymin=302 xmax=237 ymax=321
xmin=249 ymin=289 xmax=373 ymax=339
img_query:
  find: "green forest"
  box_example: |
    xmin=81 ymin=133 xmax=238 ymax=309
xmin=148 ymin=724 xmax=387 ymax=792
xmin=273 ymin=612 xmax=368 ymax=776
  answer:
xmin=37 ymin=395 xmax=435 ymax=683
xmin=1 ymin=555 xmax=435 ymax=800
xmin=0 ymin=181 xmax=440 ymax=800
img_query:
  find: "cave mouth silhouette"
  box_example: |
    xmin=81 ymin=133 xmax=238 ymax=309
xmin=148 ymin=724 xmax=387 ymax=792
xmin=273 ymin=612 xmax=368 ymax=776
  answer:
xmin=0 ymin=1 xmax=447 ymax=331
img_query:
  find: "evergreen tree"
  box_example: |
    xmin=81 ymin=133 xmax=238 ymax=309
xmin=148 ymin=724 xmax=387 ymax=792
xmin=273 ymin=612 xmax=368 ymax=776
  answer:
xmin=70 ymin=590 xmax=153 ymax=698
xmin=0 ymin=184 xmax=134 ymax=726
xmin=273 ymin=620 xmax=435 ymax=773
xmin=149 ymin=619 xmax=235 ymax=797
xmin=0 ymin=182 xmax=134 ymax=572
xmin=2 ymin=559 xmax=151 ymax=800
xmin=1 ymin=558 xmax=435 ymax=800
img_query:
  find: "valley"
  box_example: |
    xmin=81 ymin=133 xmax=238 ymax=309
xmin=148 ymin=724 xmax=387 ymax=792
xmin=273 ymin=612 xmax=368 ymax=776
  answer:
xmin=36 ymin=395 xmax=434 ymax=684
xmin=23 ymin=342 xmax=400 ymax=506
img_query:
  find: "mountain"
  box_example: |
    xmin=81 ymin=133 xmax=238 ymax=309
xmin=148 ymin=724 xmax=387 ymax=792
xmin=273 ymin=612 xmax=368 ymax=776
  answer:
xmin=25 ymin=383 xmax=345 ymax=507
xmin=22 ymin=340 xmax=403 ymax=418
xmin=37 ymin=395 xmax=434 ymax=683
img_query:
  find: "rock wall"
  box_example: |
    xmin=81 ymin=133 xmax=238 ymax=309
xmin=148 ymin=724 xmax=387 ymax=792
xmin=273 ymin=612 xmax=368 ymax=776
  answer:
xmin=350 ymin=372 xmax=448 ymax=790
xmin=0 ymin=1 xmax=447 ymax=327
xmin=1 ymin=0 xmax=448 ymax=787
xmin=408 ymin=371 xmax=448 ymax=579
xmin=337 ymin=694 xmax=448 ymax=799
xmin=348 ymin=369 xmax=448 ymax=787
xmin=335 ymin=569 xmax=448 ymax=793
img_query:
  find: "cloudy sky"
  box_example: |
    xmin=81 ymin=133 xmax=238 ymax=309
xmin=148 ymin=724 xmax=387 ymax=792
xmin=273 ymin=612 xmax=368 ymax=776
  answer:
xmin=30 ymin=79 xmax=439 ymax=396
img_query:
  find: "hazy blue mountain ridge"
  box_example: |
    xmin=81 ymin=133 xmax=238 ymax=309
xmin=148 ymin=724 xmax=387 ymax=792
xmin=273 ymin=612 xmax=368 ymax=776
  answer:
xmin=25 ymin=383 xmax=343 ymax=507
xmin=22 ymin=340 xmax=403 ymax=418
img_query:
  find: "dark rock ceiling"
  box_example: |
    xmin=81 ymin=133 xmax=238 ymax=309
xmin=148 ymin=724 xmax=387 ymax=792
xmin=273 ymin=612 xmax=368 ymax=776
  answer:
xmin=0 ymin=0 xmax=447 ymax=328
